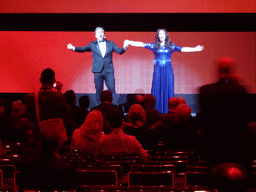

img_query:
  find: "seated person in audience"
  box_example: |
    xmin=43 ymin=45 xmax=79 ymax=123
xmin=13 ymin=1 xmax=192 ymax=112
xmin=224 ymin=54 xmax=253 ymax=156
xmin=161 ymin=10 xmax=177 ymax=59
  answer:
xmin=123 ymin=94 xmax=144 ymax=114
xmin=64 ymin=89 xmax=81 ymax=126
xmin=71 ymin=110 xmax=104 ymax=155
xmin=95 ymin=107 xmax=149 ymax=163
xmin=11 ymin=100 xmax=35 ymax=145
xmin=17 ymin=128 xmax=81 ymax=191
xmin=0 ymin=98 xmax=27 ymax=143
xmin=124 ymin=94 xmax=145 ymax=123
xmin=76 ymin=95 xmax=90 ymax=126
xmin=160 ymin=97 xmax=180 ymax=126
xmin=123 ymin=104 xmax=159 ymax=150
xmin=91 ymin=90 xmax=123 ymax=134
xmin=161 ymin=104 xmax=199 ymax=150
xmin=143 ymin=94 xmax=161 ymax=127
xmin=152 ymin=97 xmax=181 ymax=133
xmin=212 ymin=163 xmax=249 ymax=192
xmin=177 ymin=97 xmax=187 ymax=105
xmin=64 ymin=89 xmax=80 ymax=142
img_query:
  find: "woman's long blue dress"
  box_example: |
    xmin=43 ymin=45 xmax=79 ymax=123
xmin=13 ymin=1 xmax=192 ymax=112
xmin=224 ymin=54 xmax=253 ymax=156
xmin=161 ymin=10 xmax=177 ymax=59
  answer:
xmin=144 ymin=43 xmax=182 ymax=114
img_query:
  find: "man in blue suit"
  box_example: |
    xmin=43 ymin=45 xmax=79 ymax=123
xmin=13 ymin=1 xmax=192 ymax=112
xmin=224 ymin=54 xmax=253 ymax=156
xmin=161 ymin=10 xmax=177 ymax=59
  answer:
xmin=68 ymin=27 xmax=128 ymax=105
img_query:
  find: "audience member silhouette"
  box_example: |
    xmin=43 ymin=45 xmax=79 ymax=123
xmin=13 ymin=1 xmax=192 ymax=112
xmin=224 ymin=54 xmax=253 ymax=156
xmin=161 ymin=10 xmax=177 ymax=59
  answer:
xmin=64 ymin=89 xmax=81 ymax=126
xmin=123 ymin=104 xmax=159 ymax=150
xmin=198 ymin=57 xmax=253 ymax=189
xmin=211 ymin=163 xmax=249 ymax=192
xmin=17 ymin=128 xmax=81 ymax=191
xmin=76 ymin=95 xmax=90 ymax=126
xmin=71 ymin=110 xmax=104 ymax=155
xmin=10 ymin=100 xmax=35 ymax=144
xmin=0 ymin=98 xmax=27 ymax=143
xmin=21 ymin=68 xmax=71 ymax=150
xmin=160 ymin=97 xmax=180 ymax=126
xmin=143 ymin=94 xmax=161 ymax=127
xmin=91 ymin=90 xmax=123 ymax=134
xmin=95 ymin=107 xmax=149 ymax=163
xmin=160 ymin=104 xmax=199 ymax=150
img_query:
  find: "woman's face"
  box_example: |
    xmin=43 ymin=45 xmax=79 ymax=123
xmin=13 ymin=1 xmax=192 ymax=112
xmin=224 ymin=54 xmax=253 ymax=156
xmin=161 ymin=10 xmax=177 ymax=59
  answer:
xmin=158 ymin=30 xmax=166 ymax=42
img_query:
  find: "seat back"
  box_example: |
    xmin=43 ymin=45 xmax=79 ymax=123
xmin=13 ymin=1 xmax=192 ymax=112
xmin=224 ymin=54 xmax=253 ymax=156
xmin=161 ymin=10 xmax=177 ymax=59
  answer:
xmin=74 ymin=168 xmax=118 ymax=188
xmin=128 ymin=171 xmax=174 ymax=188
xmin=185 ymin=165 xmax=210 ymax=188
xmin=149 ymin=154 xmax=189 ymax=174
xmin=128 ymin=164 xmax=174 ymax=188
xmin=0 ymin=169 xmax=3 ymax=189
xmin=97 ymin=155 xmax=139 ymax=174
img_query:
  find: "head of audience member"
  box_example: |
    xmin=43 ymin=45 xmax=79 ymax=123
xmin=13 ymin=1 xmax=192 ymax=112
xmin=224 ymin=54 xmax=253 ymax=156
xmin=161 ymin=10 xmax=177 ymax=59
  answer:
xmin=100 ymin=90 xmax=113 ymax=104
xmin=106 ymin=108 xmax=124 ymax=129
xmin=177 ymin=97 xmax=187 ymax=105
xmin=79 ymin=95 xmax=90 ymax=109
xmin=212 ymin=163 xmax=249 ymax=192
xmin=0 ymin=99 xmax=12 ymax=120
xmin=64 ymin=90 xmax=77 ymax=106
xmin=174 ymin=104 xmax=192 ymax=125
xmin=134 ymin=94 xmax=145 ymax=107
xmin=216 ymin=57 xmax=235 ymax=80
xmin=11 ymin=100 xmax=27 ymax=120
xmin=40 ymin=68 xmax=55 ymax=86
xmin=128 ymin=104 xmax=146 ymax=127
xmin=80 ymin=110 xmax=103 ymax=141
xmin=143 ymin=94 xmax=156 ymax=110
xmin=168 ymin=97 xmax=180 ymax=113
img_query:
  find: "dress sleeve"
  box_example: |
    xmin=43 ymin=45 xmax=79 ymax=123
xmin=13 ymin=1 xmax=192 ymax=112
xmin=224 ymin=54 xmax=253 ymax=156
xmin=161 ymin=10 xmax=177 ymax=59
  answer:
xmin=144 ymin=43 xmax=155 ymax=51
xmin=171 ymin=44 xmax=182 ymax=52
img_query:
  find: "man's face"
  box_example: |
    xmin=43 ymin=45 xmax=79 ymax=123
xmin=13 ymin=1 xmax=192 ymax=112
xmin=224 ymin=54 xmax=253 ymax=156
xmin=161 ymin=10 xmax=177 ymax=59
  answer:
xmin=95 ymin=28 xmax=105 ymax=41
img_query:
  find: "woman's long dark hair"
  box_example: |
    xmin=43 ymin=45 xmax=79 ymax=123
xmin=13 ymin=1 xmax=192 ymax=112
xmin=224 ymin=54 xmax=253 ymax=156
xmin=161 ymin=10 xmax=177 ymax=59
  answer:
xmin=154 ymin=28 xmax=173 ymax=52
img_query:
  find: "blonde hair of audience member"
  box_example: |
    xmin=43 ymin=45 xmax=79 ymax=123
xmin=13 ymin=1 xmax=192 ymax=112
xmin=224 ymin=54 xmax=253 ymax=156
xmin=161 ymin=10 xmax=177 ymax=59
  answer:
xmin=80 ymin=110 xmax=103 ymax=141
xmin=128 ymin=104 xmax=146 ymax=127
xmin=174 ymin=104 xmax=192 ymax=124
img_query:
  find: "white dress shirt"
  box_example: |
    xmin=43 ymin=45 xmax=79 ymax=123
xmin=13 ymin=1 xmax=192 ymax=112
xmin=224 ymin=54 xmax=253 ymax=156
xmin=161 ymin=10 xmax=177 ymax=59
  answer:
xmin=98 ymin=40 xmax=106 ymax=58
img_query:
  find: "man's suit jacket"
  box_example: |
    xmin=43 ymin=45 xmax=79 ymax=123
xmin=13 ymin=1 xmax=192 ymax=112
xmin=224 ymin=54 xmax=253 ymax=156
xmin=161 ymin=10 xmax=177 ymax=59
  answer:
xmin=199 ymin=77 xmax=249 ymax=126
xmin=74 ymin=40 xmax=126 ymax=73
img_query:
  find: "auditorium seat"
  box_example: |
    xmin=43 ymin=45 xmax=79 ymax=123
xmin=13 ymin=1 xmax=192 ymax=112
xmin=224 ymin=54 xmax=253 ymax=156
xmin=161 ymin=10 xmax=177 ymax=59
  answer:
xmin=184 ymin=165 xmax=210 ymax=189
xmin=128 ymin=164 xmax=174 ymax=189
xmin=96 ymin=155 xmax=139 ymax=174
xmin=74 ymin=168 xmax=118 ymax=189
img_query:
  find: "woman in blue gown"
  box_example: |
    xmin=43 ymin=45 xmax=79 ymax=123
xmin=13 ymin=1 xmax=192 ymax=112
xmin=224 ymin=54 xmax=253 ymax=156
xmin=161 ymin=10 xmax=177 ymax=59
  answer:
xmin=125 ymin=29 xmax=204 ymax=114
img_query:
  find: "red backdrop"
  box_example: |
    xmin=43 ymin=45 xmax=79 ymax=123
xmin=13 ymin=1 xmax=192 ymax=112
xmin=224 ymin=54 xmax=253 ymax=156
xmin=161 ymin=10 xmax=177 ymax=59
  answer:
xmin=0 ymin=31 xmax=255 ymax=94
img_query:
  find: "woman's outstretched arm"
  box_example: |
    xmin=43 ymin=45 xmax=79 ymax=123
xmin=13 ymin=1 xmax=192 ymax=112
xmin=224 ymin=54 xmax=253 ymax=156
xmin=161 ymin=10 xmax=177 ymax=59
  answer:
xmin=181 ymin=45 xmax=204 ymax=52
xmin=125 ymin=40 xmax=145 ymax=48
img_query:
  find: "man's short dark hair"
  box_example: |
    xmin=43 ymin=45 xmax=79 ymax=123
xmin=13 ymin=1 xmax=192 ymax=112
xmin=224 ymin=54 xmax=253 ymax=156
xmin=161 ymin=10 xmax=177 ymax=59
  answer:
xmin=100 ymin=90 xmax=113 ymax=103
xmin=106 ymin=108 xmax=123 ymax=129
xmin=79 ymin=95 xmax=90 ymax=108
xmin=64 ymin=90 xmax=76 ymax=106
xmin=40 ymin=68 xmax=55 ymax=85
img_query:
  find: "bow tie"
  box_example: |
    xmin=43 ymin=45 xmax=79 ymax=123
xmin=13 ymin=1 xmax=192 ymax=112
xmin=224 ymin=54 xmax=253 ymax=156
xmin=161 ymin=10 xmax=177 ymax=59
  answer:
xmin=98 ymin=40 xmax=105 ymax=43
